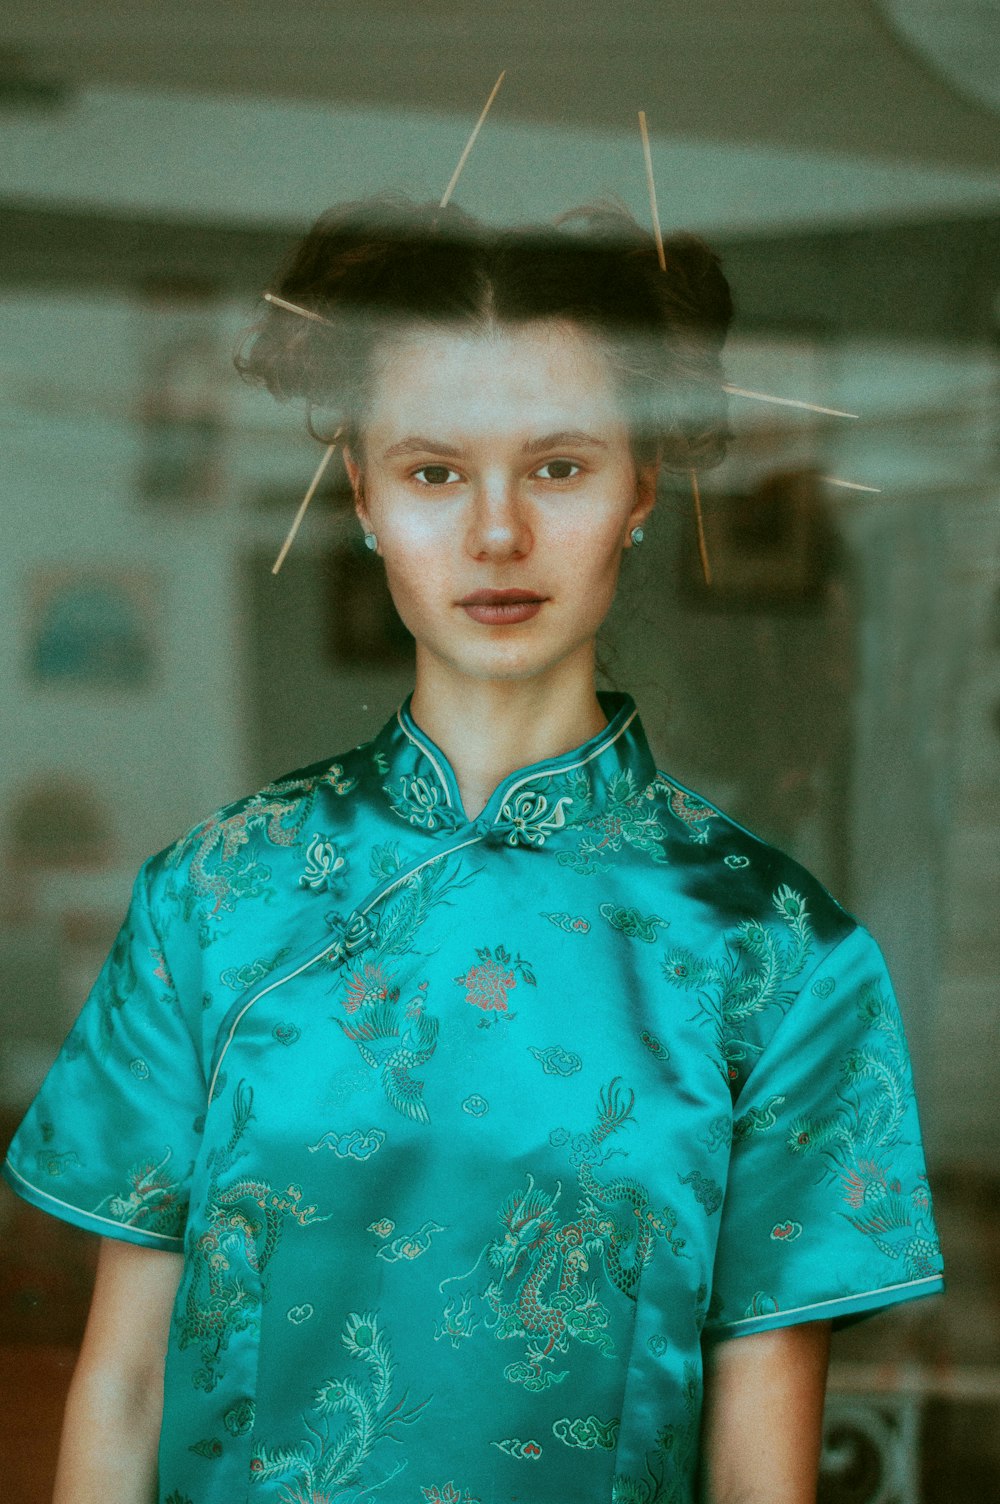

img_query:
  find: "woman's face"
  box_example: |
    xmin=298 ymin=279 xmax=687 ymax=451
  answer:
xmin=343 ymin=319 xmax=657 ymax=688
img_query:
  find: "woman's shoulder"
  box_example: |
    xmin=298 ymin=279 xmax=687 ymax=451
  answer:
xmin=141 ymin=738 xmax=378 ymax=934
xmin=649 ymin=764 xmax=860 ymax=956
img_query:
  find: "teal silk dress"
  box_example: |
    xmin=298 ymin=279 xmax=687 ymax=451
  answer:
xmin=3 ymin=690 xmax=944 ymax=1504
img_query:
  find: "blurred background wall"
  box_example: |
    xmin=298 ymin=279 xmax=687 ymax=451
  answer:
xmin=1 ymin=3 xmax=998 ymax=1499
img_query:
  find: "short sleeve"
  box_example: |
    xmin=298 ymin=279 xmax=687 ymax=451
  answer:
xmin=705 ymin=921 xmax=945 ymax=1340
xmin=2 ymin=857 xmax=205 ymax=1251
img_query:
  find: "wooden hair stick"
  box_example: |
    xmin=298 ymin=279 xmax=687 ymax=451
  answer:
xmin=272 ymin=435 xmax=341 ymax=575
xmin=263 ymin=290 xmax=334 ymax=327
xmin=269 ymin=75 xmax=506 ymax=573
xmin=724 ymin=384 xmax=858 ymax=420
xmin=820 ymin=476 xmax=882 ymax=493
xmin=439 ymin=71 xmax=506 ymax=209
xmin=638 ymin=111 xmax=667 ymax=272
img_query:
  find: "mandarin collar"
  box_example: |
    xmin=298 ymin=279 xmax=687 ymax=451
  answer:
xmin=372 ymin=688 xmax=657 ymax=844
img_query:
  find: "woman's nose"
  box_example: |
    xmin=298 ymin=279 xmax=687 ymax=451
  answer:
xmin=465 ymin=474 xmax=533 ymax=559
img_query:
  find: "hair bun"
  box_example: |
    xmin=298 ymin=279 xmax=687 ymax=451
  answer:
xmin=236 ymin=194 xmax=735 ymax=474
xmin=660 ymin=231 xmax=734 ymax=354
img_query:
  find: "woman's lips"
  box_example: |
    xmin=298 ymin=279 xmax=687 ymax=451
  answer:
xmin=460 ymin=599 xmax=545 ymax=625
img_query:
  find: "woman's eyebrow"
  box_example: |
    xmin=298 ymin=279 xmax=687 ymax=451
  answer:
xmin=382 ymin=436 xmax=459 ymax=460
xmin=523 ymin=430 xmax=609 ymax=454
xmin=382 ymin=429 xmax=610 ymax=461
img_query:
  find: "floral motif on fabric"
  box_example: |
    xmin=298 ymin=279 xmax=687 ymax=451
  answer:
xmin=299 ymin=832 xmax=347 ymax=892
xmin=787 ymin=979 xmax=942 ymax=1278
xmin=165 ymin=763 xmax=358 ymax=934
xmin=384 ymin=773 xmax=463 ymax=832
xmin=440 ymin=1079 xmax=684 ymax=1392
xmin=175 ymin=1081 xmax=327 ymax=1392
xmin=556 ymin=769 xmax=673 ymax=875
xmin=454 ymin=943 xmax=536 ymax=1026
xmin=249 ymin=1312 xmax=430 ymax=1499
xmin=421 ymin=1484 xmax=481 ymax=1504
xmin=493 ymin=784 xmax=576 ymax=848
xmin=661 ymin=885 xmax=814 ymax=1087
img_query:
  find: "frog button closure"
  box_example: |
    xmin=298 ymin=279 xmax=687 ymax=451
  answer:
xmin=325 ymin=907 xmax=380 ymax=963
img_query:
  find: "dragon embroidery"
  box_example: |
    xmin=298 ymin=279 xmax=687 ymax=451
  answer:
xmin=165 ymin=764 xmax=358 ymax=931
xmin=661 ymin=884 xmax=814 ymax=1087
xmin=788 ymin=979 xmax=941 ymax=1277
xmin=441 ymin=1078 xmax=684 ymax=1391
xmin=176 ymin=1081 xmax=327 ymax=1391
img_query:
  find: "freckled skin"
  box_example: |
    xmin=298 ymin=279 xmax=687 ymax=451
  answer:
xmin=343 ymin=320 xmax=657 ymax=692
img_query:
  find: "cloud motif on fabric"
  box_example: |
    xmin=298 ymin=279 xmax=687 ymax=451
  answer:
xmin=307 ymin=1127 xmax=386 ymax=1159
xmin=528 ymin=1045 xmax=582 ymax=1076
xmin=598 ymin=902 xmax=669 ymax=943
xmin=552 ymin=1415 xmax=619 ymax=1449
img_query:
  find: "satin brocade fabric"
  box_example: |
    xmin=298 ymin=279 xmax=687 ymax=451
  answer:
xmin=2 ymin=690 xmax=944 ymax=1504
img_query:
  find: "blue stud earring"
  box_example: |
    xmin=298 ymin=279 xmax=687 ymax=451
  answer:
xmin=364 ymin=532 xmax=378 ymax=551
xmin=630 ymin=526 xmax=645 ymax=547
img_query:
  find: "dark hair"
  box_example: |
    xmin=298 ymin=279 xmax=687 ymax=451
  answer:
xmin=236 ymin=195 xmax=734 ymax=472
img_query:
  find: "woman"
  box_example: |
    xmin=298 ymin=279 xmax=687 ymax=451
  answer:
xmin=3 ymin=199 xmax=944 ymax=1504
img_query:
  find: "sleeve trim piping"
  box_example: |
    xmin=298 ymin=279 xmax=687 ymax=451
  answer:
xmin=2 ymin=1155 xmax=185 ymax=1249
xmin=705 ymin=1274 xmax=945 ymax=1335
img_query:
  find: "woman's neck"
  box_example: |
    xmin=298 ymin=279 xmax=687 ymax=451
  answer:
xmin=408 ymin=650 xmax=609 ymax=822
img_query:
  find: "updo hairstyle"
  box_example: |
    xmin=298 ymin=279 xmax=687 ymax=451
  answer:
xmin=236 ymin=196 xmax=734 ymax=474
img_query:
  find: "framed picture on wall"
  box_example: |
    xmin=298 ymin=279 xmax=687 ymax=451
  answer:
xmin=679 ymin=467 xmax=840 ymax=609
xmin=26 ymin=567 xmax=157 ymax=689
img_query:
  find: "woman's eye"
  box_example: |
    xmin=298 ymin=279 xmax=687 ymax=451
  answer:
xmin=535 ymin=459 xmax=581 ymax=481
xmin=413 ymin=464 xmax=461 ymax=486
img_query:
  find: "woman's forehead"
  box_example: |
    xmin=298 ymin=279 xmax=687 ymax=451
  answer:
xmin=365 ymin=320 xmax=627 ymax=444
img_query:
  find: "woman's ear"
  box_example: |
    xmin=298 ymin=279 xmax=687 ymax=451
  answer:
xmin=342 ymin=445 xmax=367 ymax=529
xmin=630 ymin=457 xmax=660 ymax=532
